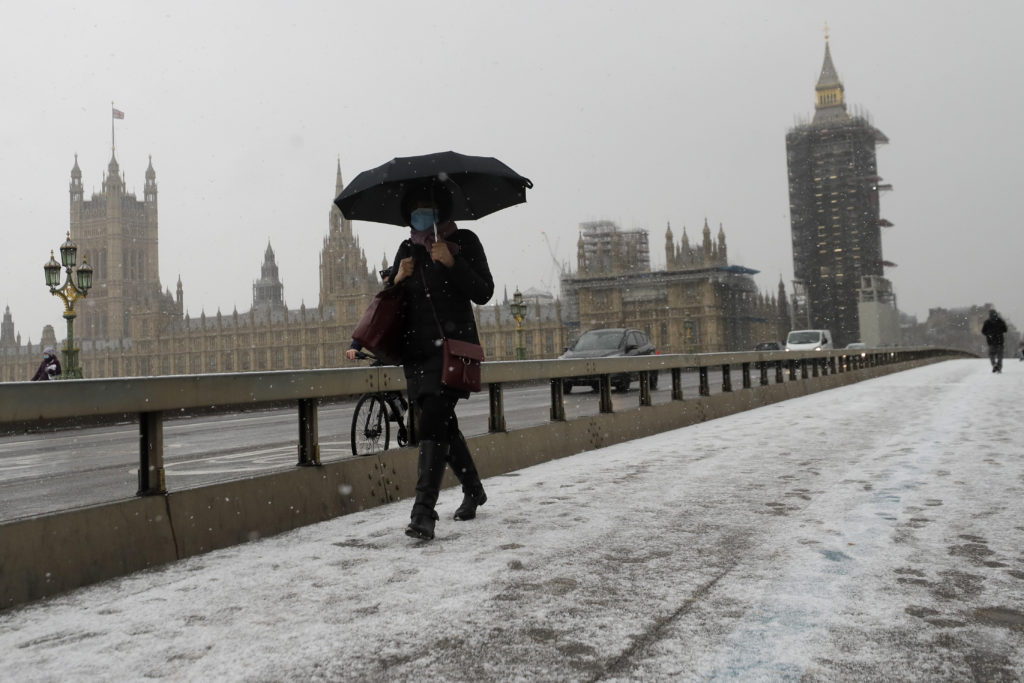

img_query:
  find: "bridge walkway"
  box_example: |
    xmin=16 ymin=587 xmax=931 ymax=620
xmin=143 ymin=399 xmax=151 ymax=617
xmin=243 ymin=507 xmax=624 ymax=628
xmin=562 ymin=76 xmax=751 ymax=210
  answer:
xmin=1 ymin=359 xmax=1021 ymax=681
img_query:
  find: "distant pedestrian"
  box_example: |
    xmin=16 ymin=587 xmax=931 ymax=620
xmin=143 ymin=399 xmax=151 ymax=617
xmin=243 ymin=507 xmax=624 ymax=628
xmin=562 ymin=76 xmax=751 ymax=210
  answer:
xmin=31 ymin=347 xmax=61 ymax=381
xmin=981 ymin=309 xmax=1008 ymax=373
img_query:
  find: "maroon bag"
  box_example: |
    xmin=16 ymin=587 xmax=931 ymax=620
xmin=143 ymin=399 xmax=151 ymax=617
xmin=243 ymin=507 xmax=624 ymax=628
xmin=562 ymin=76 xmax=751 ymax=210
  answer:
xmin=442 ymin=338 xmax=485 ymax=393
xmin=420 ymin=268 xmax=485 ymax=392
xmin=351 ymin=286 xmax=404 ymax=364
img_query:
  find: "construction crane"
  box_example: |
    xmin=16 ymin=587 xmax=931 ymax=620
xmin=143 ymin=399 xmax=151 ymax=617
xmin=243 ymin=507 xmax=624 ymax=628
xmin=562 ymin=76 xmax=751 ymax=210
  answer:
xmin=540 ymin=231 xmax=564 ymax=293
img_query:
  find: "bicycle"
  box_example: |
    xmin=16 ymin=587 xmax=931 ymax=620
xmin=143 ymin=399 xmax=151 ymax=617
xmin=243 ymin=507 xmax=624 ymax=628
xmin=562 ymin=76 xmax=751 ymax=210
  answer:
xmin=350 ymin=351 xmax=410 ymax=456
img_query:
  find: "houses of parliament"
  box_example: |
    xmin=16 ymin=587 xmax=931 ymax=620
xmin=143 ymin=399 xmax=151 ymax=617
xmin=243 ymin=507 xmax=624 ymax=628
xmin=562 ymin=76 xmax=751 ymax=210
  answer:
xmin=0 ymin=149 xmax=789 ymax=382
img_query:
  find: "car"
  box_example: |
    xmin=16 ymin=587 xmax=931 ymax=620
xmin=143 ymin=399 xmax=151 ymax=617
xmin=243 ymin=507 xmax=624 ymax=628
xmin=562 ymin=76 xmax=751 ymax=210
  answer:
xmin=753 ymin=341 xmax=783 ymax=369
xmin=559 ymin=328 xmax=659 ymax=393
xmin=845 ymin=342 xmax=867 ymax=349
xmin=785 ymin=329 xmax=833 ymax=351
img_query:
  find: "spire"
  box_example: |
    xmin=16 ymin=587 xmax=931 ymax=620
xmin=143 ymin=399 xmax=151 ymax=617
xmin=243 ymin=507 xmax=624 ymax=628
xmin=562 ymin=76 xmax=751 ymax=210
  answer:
xmin=717 ymin=223 xmax=727 ymax=263
xmin=253 ymin=241 xmax=285 ymax=313
xmin=665 ymin=221 xmax=674 ymax=270
xmin=1 ymin=305 xmax=15 ymax=349
xmin=144 ymin=155 xmax=157 ymax=203
xmin=335 ymin=157 xmax=345 ymax=197
xmin=817 ymin=40 xmax=841 ymax=89
xmin=702 ymin=218 xmax=712 ymax=260
xmin=70 ymin=154 xmax=83 ymax=205
xmin=813 ymin=31 xmax=849 ymax=124
xmin=104 ymin=150 xmax=122 ymax=195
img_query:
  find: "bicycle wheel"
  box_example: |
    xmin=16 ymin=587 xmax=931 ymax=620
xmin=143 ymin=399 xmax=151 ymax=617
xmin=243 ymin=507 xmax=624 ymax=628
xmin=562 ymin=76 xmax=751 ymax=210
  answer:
xmin=351 ymin=393 xmax=390 ymax=456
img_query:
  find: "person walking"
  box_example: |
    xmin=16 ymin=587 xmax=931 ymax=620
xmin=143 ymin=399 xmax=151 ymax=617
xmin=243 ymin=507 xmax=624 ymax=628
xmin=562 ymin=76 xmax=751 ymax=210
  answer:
xmin=31 ymin=347 xmax=62 ymax=381
xmin=385 ymin=183 xmax=494 ymax=540
xmin=981 ymin=309 xmax=1008 ymax=373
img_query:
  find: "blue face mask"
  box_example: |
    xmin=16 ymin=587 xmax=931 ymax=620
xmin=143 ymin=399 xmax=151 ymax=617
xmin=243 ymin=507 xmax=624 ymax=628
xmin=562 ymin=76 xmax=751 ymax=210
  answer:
xmin=410 ymin=208 xmax=437 ymax=232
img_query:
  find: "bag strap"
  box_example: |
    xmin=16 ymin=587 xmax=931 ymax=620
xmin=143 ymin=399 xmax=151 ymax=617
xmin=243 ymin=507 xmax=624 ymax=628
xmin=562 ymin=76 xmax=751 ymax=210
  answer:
xmin=419 ymin=267 xmax=446 ymax=341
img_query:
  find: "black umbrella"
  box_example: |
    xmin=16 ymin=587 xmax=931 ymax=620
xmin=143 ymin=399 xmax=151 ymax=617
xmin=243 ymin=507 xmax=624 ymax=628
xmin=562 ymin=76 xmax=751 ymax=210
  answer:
xmin=334 ymin=150 xmax=533 ymax=227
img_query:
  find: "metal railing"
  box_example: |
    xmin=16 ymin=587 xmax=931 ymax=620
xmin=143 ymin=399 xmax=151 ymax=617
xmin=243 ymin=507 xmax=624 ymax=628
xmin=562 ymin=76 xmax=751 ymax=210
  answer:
xmin=0 ymin=346 xmax=967 ymax=498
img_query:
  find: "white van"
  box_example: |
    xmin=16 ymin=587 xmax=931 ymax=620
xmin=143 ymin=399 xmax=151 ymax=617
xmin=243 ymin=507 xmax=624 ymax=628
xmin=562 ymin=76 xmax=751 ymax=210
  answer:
xmin=785 ymin=329 xmax=833 ymax=351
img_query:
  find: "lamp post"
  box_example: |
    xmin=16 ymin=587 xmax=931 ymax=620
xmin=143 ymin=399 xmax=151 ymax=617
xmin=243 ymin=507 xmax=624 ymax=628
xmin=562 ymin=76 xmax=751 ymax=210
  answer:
xmin=509 ymin=287 xmax=527 ymax=360
xmin=43 ymin=232 xmax=93 ymax=379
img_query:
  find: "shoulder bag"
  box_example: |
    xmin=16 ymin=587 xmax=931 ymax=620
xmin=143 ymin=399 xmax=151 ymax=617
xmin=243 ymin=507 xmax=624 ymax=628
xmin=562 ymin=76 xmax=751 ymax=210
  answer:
xmin=351 ymin=286 xmax=404 ymax=365
xmin=420 ymin=269 xmax=485 ymax=392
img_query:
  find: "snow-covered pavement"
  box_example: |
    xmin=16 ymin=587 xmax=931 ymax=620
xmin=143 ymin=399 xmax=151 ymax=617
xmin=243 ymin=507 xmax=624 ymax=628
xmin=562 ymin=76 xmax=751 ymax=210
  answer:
xmin=1 ymin=359 xmax=1022 ymax=682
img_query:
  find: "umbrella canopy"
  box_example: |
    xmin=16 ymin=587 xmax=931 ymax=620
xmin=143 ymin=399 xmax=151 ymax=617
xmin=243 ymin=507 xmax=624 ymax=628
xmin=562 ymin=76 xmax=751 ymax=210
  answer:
xmin=334 ymin=151 xmax=533 ymax=227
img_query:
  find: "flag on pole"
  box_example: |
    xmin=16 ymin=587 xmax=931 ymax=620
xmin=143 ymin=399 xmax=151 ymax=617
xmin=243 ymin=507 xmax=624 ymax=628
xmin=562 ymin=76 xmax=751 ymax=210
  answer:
xmin=112 ymin=108 xmax=125 ymax=119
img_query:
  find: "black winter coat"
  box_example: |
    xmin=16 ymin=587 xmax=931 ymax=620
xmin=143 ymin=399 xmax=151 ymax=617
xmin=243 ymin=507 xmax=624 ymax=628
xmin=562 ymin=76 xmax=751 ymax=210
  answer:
xmin=387 ymin=227 xmax=493 ymax=400
xmin=982 ymin=316 xmax=1008 ymax=346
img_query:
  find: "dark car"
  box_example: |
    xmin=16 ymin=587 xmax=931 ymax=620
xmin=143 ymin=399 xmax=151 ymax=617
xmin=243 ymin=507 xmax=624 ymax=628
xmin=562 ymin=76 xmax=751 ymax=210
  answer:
xmin=753 ymin=341 xmax=783 ymax=369
xmin=559 ymin=328 xmax=659 ymax=393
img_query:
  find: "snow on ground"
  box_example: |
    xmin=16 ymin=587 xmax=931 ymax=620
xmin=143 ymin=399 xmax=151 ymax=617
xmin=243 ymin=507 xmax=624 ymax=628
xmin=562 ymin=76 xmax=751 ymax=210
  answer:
xmin=0 ymin=359 xmax=1022 ymax=682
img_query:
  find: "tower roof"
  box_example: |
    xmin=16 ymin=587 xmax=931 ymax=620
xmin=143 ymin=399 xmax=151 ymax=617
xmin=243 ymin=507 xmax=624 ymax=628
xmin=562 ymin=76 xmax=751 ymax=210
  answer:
xmin=816 ymin=41 xmax=841 ymax=89
xmin=812 ymin=37 xmax=849 ymax=124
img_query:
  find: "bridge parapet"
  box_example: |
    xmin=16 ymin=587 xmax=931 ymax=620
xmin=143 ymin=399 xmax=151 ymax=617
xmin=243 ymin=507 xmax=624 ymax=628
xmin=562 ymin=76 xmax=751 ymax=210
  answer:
xmin=0 ymin=346 xmax=971 ymax=610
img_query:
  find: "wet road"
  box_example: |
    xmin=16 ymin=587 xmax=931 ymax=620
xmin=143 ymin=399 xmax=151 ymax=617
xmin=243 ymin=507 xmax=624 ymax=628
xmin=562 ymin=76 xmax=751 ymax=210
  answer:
xmin=0 ymin=370 xmax=742 ymax=521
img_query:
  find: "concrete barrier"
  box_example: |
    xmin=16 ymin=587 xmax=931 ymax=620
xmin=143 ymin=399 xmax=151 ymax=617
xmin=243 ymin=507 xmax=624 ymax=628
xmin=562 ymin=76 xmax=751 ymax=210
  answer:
xmin=0 ymin=355 xmax=950 ymax=610
xmin=0 ymin=496 xmax=176 ymax=610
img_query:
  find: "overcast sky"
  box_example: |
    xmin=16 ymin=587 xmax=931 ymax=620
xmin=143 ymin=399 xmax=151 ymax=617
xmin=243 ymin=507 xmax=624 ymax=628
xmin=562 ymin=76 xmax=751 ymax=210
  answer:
xmin=3 ymin=1 xmax=1022 ymax=346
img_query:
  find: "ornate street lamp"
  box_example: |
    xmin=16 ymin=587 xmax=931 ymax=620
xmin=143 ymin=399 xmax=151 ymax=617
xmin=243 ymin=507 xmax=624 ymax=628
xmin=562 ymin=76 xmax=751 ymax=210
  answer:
xmin=43 ymin=232 xmax=93 ymax=379
xmin=509 ymin=287 xmax=527 ymax=360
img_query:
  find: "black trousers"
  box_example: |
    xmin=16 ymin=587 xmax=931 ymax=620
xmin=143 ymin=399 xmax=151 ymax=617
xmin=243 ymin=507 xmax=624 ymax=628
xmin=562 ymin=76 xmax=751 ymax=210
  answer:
xmin=416 ymin=392 xmax=460 ymax=445
xmin=989 ymin=344 xmax=1004 ymax=370
xmin=415 ymin=391 xmax=482 ymax=490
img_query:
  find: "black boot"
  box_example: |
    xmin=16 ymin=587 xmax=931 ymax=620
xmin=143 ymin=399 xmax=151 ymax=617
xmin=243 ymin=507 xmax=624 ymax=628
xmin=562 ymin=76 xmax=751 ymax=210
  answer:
xmin=405 ymin=440 xmax=448 ymax=540
xmin=454 ymin=486 xmax=487 ymax=521
xmin=448 ymin=432 xmax=487 ymax=521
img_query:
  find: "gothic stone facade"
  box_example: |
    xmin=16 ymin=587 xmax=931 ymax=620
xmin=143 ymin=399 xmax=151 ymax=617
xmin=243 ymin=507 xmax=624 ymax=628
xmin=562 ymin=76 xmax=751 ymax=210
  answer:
xmin=561 ymin=220 xmax=790 ymax=352
xmin=1 ymin=158 xmax=786 ymax=380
